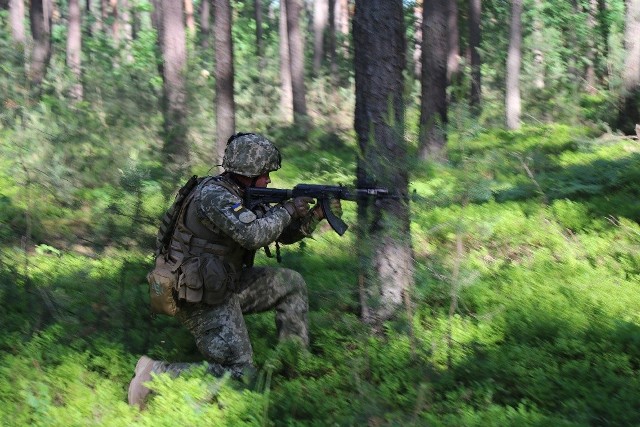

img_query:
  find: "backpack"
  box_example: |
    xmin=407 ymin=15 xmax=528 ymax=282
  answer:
xmin=148 ymin=175 xmax=202 ymax=316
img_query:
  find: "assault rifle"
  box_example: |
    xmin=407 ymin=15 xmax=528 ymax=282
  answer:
xmin=245 ymin=184 xmax=398 ymax=236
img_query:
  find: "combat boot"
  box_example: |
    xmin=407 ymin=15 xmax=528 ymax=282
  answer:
xmin=128 ymin=355 xmax=165 ymax=408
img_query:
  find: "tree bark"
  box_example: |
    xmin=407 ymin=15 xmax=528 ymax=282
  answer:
xmin=531 ymin=0 xmax=545 ymax=90
xmin=446 ymin=0 xmax=460 ymax=85
xmin=29 ymin=0 xmax=52 ymax=90
xmin=279 ymin=1 xmax=294 ymax=122
xmin=418 ymin=0 xmax=448 ymax=160
xmin=413 ymin=0 xmax=423 ymax=79
xmin=9 ymin=0 xmax=26 ymax=46
xmin=505 ymin=0 xmax=523 ymax=130
xmin=313 ymin=0 xmax=328 ymax=75
xmin=213 ymin=0 xmax=236 ymax=167
xmin=353 ymin=0 xmax=413 ymax=328
xmin=285 ymin=0 xmax=308 ymax=124
xmin=617 ymin=0 xmax=640 ymax=134
xmin=185 ymin=0 xmax=195 ymax=34
xmin=200 ymin=0 xmax=211 ymax=50
xmin=469 ymin=0 xmax=482 ymax=113
xmin=160 ymin=0 xmax=189 ymax=173
xmin=66 ymin=0 xmax=83 ymax=101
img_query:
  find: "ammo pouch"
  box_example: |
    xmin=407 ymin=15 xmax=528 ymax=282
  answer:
xmin=147 ymin=256 xmax=179 ymax=316
xmin=177 ymin=254 xmax=236 ymax=305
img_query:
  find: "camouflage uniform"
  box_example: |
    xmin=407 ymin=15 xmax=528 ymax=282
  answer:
xmin=129 ymin=133 xmax=324 ymax=407
xmin=159 ymin=175 xmax=318 ymax=379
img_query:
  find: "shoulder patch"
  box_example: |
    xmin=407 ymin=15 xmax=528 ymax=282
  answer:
xmin=235 ymin=206 xmax=257 ymax=224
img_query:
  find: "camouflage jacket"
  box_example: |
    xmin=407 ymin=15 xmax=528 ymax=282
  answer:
xmin=171 ymin=174 xmax=318 ymax=271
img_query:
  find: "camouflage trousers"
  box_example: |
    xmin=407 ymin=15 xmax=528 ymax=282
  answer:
xmin=160 ymin=266 xmax=309 ymax=379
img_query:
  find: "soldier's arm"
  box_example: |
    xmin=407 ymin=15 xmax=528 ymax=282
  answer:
xmin=277 ymin=213 xmax=320 ymax=244
xmin=197 ymin=183 xmax=293 ymax=250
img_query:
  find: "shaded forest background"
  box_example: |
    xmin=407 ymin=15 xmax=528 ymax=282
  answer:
xmin=1 ymin=0 xmax=640 ymax=425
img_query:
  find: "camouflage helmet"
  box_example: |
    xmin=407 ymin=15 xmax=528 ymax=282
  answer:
xmin=222 ymin=133 xmax=282 ymax=177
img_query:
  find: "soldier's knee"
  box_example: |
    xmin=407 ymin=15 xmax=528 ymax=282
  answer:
xmin=284 ymin=269 xmax=307 ymax=294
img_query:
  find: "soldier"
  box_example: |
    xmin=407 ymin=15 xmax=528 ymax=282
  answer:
xmin=128 ymin=133 xmax=341 ymax=407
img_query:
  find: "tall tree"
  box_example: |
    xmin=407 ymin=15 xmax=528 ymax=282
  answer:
xmin=9 ymin=0 xmax=26 ymax=47
xmin=29 ymin=0 xmax=52 ymax=90
xmin=214 ymin=0 xmax=236 ymax=166
xmin=66 ymin=0 xmax=83 ymax=100
xmin=505 ymin=0 xmax=523 ymax=130
xmin=446 ymin=0 xmax=460 ymax=85
xmin=184 ymin=0 xmax=195 ymax=34
xmin=413 ymin=0 xmax=423 ymax=78
xmin=160 ymin=0 xmax=189 ymax=173
xmin=469 ymin=0 xmax=482 ymax=113
xmin=313 ymin=0 xmax=328 ymax=75
xmin=531 ymin=0 xmax=545 ymax=90
xmin=199 ymin=0 xmax=211 ymax=50
xmin=353 ymin=0 xmax=413 ymax=328
xmin=285 ymin=0 xmax=308 ymax=124
xmin=617 ymin=0 xmax=640 ymax=134
xmin=279 ymin=0 xmax=294 ymax=122
xmin=334 ymin=0 xmax=349 ymax=54
xmin=418 ymin=0 xmax=448 ymax=160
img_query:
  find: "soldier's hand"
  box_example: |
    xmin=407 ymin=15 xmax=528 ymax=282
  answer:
xmin=283 ymin=196 xmax=315 ymax=219
xmin=312 ymin=198 xmax=343 ymax=220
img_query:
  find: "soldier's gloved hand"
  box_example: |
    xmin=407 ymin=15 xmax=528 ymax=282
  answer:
xmin=312 ymin=198 xmax=343 ymax=220
xmin=283 ymin=196 xmax=315 ymax=219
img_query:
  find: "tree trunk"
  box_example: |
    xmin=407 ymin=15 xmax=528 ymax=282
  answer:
xmin=213 ymin=0 xmax=236 ymax=167
xmin=335 ymin=0 xmax=349 ymax=55
xmin=505 ymin=0 xmax=522 ymax=130
xmin=29 ymin=0 xmax=52 ymax=90
xmin=110 ymin=0 xmax=119 ymax=43
xmin=279 ymin=1 xmax=294 ymax=122
xmin=185 ymin=0 xmax=195 ymax=33
xmin=66 ymin=0 xmax=83 ymax=101
xmin=418 ymin=0 xmax=448 ymax=161
xmin=160 ymin=0 xmax=189 ymax=173
xmin=285 ymin=0 xmax=308 ymax=124
xmin=446 ymin=0 xmax=460 ymax=85
xmin=353 ymin=0 xmax=413 ymax=328
xmin=413 ymin=0 xmax=423 ymax=79
xmin=531 ymin=0 xmax=545 ymax=90
xmin=469 ymin=0 xmax=482 ymax=113
xmin=313 ymin=0 xmax=328 ymax=75
xmin=618 ymin=0 xmax=640 ymax=134
xmin=9 ymin=0 xmax=26 ymax=46
xmin=200 ymin=0 xmax=211 ymax=50
xmin=120 ymin=0 xmax=134 ymax=61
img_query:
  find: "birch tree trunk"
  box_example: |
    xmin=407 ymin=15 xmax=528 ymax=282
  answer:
xmin=9 ymin=0 xmax=26 ymax=47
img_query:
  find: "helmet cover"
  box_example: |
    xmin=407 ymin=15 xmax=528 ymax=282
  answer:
xmin=222 ymin=133 xmax=281 ymax=177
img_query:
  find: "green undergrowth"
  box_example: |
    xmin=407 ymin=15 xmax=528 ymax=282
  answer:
xmin=1 ymin=124 xmax=640 ymax=425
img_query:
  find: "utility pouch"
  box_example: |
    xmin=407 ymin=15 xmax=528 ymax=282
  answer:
xmin=177 ymin=255 xmax=236 ymax=306
xmin=147 ymin=256 xmax=179 ymax=316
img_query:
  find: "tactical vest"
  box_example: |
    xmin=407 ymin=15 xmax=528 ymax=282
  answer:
xmin=167 ymin=175 xmax=252 ymax=273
